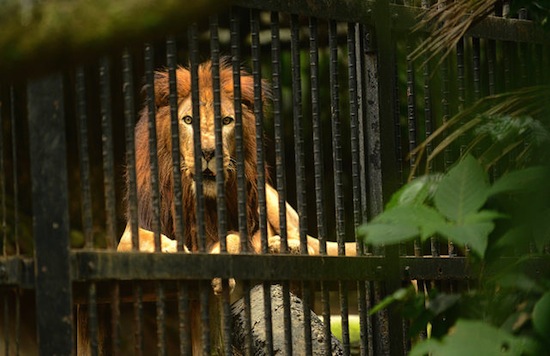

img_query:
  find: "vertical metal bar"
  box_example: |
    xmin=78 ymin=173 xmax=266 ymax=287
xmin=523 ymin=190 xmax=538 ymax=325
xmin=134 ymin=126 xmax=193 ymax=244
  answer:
xmin=328 ymin=20 xmax=350 ymax=355
xmin=75 ymin=68 xmax=95 ymax=248
xmin=99 ymin=57 xmax=118 ymax=250
xmin=178 ymin=282 xmax=192 ymax=355
xmin=251 ymin=10 xmax=275 ymax=356
xmin=271 ymin=11 xmax=293 ymax=355
xmin=0 ymin=86 xmax=6 ymax=257
xmin=373 ymin=0 xmax=405 ymax=353
xmin=230 ymin=10 xmax=253 ymax=356
xmin=133 ymin=282 xmax=144 ymax=356
xmin=15 ymin=290 xmax=20 ymax=355
xmin=271 ymin=13 xmax=288 ymax=254
xmin=110 ymin=283 xmax=121 ymax=356
xmin=290 ymin=15 xmax=308 ymax=255
xmin=122 ymin=49 xmax=140 ymax=251
xmin=199 ymin=282 xmax=210 ymax=356
xmin=167 ymin=36 xmax=186 ymax=251
xmin=309 ymin=16 xmax=331 ymax=355
xmin=122 ymin=49 xmax=144 ymax=356
xmin=28 ymin=73 xmax=74 ymax=355
xmin=328 ymin=21 xmax=345 ymax=256
xmin=9 ymin=87 xmax=19 ymax=256
xmin=144 ymin=43 xmax=167 ymax=355
xmin=88 ymin=282 xmax=99 ymax=356
xmin=230 ymin=9 xmax=250 ymax=253
xmin=309 ymin=17 xmax=326 ymax=254
xmin=188 ymin=23 xmax=206 ymax=253
xmin=144 ymin=43 xmax=162 ymax=251
xmin=3 ymin=293 xmax=9 ymax=355
xmin=210 ymin=15 xmax=228 ymax=253
xmin=156 ymin=281 xmax=167 ymax=356
xmin=472 ymin=37 xmax=481 ymax=101
xmin=210 ymin=15 xmax=232 ymax=356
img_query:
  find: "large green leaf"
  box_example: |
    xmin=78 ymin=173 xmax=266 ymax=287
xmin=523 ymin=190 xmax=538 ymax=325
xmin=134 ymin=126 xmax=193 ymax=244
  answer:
xmin=434 ymin=155 xmax=490 ymax=223
xmin=360 ymin=205 xmax=446 ymax=245
xmin=437 ymin=221 xmax=494 ymax=257
xmin=358 ymin=223 xmax=418 ymax=246
xmin=386 ymin=174 xmax=442 ymax=209
xmin=488 ymin=166 xmax=549 ymax=196
xmin=533 ymin=292 xmax=550 ymax=339
xmin=410 ymin=319 xmax=538 ymax=356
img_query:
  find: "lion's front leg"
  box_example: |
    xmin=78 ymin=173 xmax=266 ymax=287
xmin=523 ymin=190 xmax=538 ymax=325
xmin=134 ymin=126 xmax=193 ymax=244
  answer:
xmin=208 ymin=233 xmax=240 ymax=295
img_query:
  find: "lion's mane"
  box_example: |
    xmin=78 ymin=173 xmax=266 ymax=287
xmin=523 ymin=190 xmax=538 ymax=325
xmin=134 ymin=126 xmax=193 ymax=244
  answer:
xmin=131 ymin=61 xmax=267 ymax=251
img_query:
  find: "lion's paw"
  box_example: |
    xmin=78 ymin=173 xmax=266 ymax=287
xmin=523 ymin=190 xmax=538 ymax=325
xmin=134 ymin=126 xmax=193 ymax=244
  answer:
xmin=211 ymin=278 xmax=236 ymax=296
xmin=268 ymin=236 xmax=314 ymax=255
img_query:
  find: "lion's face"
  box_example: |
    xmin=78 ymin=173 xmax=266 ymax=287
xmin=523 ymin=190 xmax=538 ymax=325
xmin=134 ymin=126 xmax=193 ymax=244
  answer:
xmin=177 ymin=95 xmax=237 ymax=198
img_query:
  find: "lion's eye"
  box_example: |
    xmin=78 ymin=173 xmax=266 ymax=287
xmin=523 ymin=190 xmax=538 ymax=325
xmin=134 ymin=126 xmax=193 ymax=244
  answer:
xmin=182 ymin=115 xmax=193 ymax=125
xmin=222 ymin=116 xmax=234 ymax=125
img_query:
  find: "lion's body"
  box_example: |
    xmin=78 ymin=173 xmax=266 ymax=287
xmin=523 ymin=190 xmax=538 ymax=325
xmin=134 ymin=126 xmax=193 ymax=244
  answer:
xmin=115 ymin=60 xmax=357 ymax=354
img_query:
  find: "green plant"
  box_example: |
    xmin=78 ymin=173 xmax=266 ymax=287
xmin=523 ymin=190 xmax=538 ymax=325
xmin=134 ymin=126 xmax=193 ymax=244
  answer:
xmin=357 ymin=155 xmax=550 ymax=355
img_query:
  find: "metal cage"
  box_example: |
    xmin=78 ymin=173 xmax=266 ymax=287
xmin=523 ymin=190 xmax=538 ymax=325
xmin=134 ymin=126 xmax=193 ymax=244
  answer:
xmin=1 ymin=0 xmax=549 ymax=355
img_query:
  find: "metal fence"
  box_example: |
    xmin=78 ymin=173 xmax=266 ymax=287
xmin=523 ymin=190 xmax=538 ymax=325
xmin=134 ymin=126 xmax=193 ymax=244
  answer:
xmin=1 ymin=0 xmax=549 ymax=355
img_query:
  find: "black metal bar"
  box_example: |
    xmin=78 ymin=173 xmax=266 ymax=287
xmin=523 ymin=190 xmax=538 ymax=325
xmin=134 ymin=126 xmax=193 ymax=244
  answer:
xmin=75 ymin=68 xmax=95 ymax=248
xmin=271 ymin=12 xmax=289 ymax=254
xmin=373 ymin=0 xmax=405 ymax=353
xmin=309 ymin=17 xmax=327 ymax=256
xmin=250 ymin=10 xmax=275 ymax=356
xmin=27 ymin=73 xmax=74 ymax=355
xmin=9 ymin=87 xmax=19 ymax=256
xmin=199 ymin=282 xmax=210 ymax=356
xmin=230 ymin=9 xmax=250 ymax=253
xmin=328 ymin=20 xmax=345 ymax=254
xmin=472 ymin=37 xmax=482 ymax=101
xmin=188 ymin=23 xmax=207 ymax=253
xmin=166 ymin=36 xmax=186 ymax=252
xmin=210 ymin=15 xmax=228 ymax=253
xmin=122 ymin=49 xmax=140 ymax=251
xmin=3 ymin=293 xmax=8 ymax=355
xmin=156 ymin=281 xmax=167 ymax=356
xmin=133 ymin=282 xmax=144 ymax=356
xmin=144 ymin=44 xmax=162 ymax=251
xmin=272 ymin=12 xmax=293 ymax=355
xmin=99 ymin=57 xmax=117 ymax=250
xmin=88 ymin=282 xmax=99 ymax=356
xmin=0 ymin=84 xmax=6 ymax=257
xmin=310 ymin=16 xmax=331 ymax=355
xmin=177 ymin=281 xmax=192 ymax=355
xmin=110 ymin=282 xmax=121 ymax=356
xmin=251 ymin=9 xmax=269 ymax=255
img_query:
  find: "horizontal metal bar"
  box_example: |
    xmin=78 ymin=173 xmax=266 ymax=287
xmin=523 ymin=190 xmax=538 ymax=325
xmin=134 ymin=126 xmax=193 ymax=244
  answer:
xmin=231 ymin=0 xmax=547 ymax=44
xmin=73 ymin=251 xmax=387 ymax=281
xmin=5 ymin=253 xmax=550 ymax=287
xmin=0 ymin=257 xmax=34 ymax=289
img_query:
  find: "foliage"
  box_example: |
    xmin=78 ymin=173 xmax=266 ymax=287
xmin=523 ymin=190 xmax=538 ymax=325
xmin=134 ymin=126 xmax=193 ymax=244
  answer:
xmin=357 ymin=155 xmax=550 ymax=354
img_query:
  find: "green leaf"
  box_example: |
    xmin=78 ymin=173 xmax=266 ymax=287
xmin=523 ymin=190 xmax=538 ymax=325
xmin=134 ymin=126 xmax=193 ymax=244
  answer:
xmin=434 ymin=155 xmax=490 ymax=222
xmin=369 ymin=287 xmax=414 ymax=315
xmin=359 ymin=223 xmax=419 ymax=246
xmin=463 ymin=210 xmax=508 ymax=224
xmin=360 ymin=205 xmax=447 ymax=245
xmin=410 ymin=319 xmax=538 ymax=356
xmin=533 ymin=292 xmax=550 ymax=339
xmin=386 ymin=174 xmax=442 ymax=209
xmin=438 ymin=222 xmax=494 ymax=257
xmin=488 ymin=166 xmax=549 ymax=196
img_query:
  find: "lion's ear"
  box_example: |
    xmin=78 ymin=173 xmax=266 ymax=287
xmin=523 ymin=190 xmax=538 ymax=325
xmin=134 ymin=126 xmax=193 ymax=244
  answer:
xmin=239 ymin=74 xmax=272 ymax=110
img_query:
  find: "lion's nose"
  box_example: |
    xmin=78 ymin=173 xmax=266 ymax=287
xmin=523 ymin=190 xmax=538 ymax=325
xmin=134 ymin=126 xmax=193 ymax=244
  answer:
xmin=202 ymin=148 xmax=215 ymax=162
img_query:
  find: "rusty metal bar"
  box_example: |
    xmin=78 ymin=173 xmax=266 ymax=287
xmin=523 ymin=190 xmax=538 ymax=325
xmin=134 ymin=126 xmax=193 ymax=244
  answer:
xmin=8 ymin=87 xmax=19 ymax=256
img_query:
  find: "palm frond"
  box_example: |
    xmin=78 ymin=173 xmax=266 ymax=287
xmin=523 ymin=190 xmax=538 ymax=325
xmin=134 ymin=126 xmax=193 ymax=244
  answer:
xmin=410 ymin=0 xmax=498 ymax=64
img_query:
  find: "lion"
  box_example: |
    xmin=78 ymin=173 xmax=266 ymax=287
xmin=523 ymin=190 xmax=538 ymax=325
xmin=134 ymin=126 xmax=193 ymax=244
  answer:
xmin=117 ymin=60 xmax=357 ymax=258
xmin=115 ymin=60 xmax=357 ymax=353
